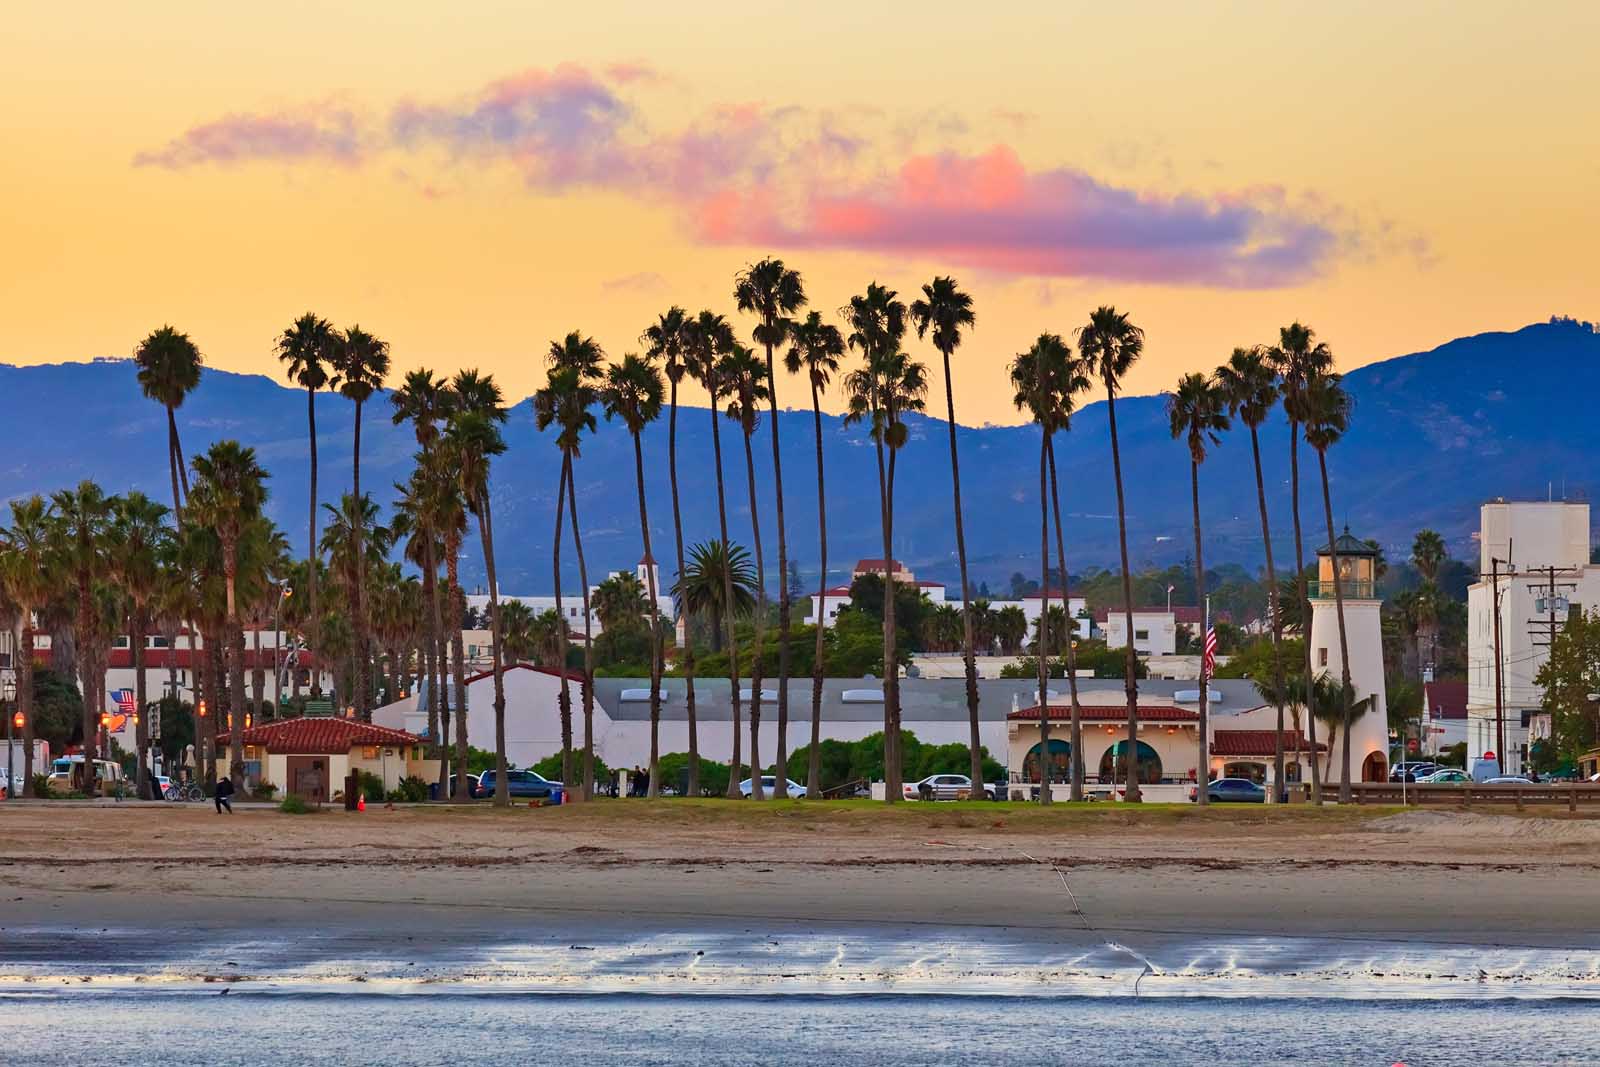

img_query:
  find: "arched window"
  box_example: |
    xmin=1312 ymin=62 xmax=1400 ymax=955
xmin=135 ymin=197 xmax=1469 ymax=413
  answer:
xmin=1098 ymin=740 xmax=1163 ymax=784
xmin=1024 ymin=739 xmax=1073 ymax=783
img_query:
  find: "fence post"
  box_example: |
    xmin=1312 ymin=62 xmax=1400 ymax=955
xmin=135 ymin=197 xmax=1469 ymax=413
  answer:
xmin=1463 ymin=785 xmax=1473 ymax=809
xmin=1515 ymin=787 xmax=1523 ymax=811
xmin=1571 ymin=785 xmax=1578 ymax=814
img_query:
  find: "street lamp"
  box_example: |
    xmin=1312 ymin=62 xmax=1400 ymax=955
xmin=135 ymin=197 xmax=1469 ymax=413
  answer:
xmin=3 ymin=671 xmax=16 ymax=801
xmin=273 ymin=583 xmax=293 ymax=716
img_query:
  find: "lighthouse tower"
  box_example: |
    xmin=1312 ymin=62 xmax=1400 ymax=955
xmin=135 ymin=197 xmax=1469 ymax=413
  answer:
xmin=1308 ymin=528 xmax=1390 ymax=783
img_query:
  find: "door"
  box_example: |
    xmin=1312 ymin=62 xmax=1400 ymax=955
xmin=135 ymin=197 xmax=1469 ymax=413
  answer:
xmin=287 ymin=756 xmax=329 ymax=803
xmin=1361 ymin=752 xmax=1387 ymax=783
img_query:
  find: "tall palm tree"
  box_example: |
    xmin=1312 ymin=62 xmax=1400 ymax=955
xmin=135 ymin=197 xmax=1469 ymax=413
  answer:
xmin=601 ymin=352 xmax=667 ymax=796
xmin=188 ymin=441 xmax=269 ymax=787
xmin=49 ymin=481 xmax=113 ymax=785
xmin=1 ymin=496 xmax=53 ymax=794
xmin=784 ymin=311 xmax=844 ymax=796
xmin=843 ymin=335 xmax=926 ymax=801
xmin=1215 ymin=346 xmax=1290 ymax=794
xmin=910 ymin=277 xmax=985 ymax=795
xmin=1411 ymin=529 xmax=1447 ymax=672
xmin=134 ymin=325 xmax=203 ymax=522
xmin=842 ymin=283 xmax=910 ymax=798
xmin=445 ymin=369 xmax=509 ymax=803
xmin=675 ymin=541 xmax=757 ymax=650
xmin=108 ymin=492 xmax=171 ymax=799
xmin=1166 ymin=372 xmax=1231 ymax=804
xmin=642 ymin=307 xmax=701 ymax=794
xmin=1268 ymin=322 xmax=1334 ymax=803
xmin=735 ymin=258 xmax=806 ymax=796
xmin=684 ymin=310 xmax=746 ymax=797
xmin=1302 ymin=370 xmax=1357 ymax=800
xmin=331 ymin=325 xmax=390 ymax=717
xmin=391 ymin=370 xmax=449 ymax=773
xmin=720 ymin=342 xmax=772 ymax=798
xmin=276 ymin=313 xmax=337 ymax=699
xmin=1075 ymin=306 xmax=1146 ymax=802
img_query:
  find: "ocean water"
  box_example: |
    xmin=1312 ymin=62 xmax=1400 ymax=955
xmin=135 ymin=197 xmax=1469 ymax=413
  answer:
xmin=2 ymin=989 xmax=1597 ymax=1066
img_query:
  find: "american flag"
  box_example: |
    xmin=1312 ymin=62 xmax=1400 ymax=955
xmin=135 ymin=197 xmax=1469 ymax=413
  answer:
xmin=1201 ymin=626 xmax=1218 ymax=680
xmin=112 ymin=689 xmax=136 ymax=715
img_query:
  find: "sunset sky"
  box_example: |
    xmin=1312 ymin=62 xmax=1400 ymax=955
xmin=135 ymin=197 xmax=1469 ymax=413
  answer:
xmin=5 ymin=1 xmax=1598 ymax=425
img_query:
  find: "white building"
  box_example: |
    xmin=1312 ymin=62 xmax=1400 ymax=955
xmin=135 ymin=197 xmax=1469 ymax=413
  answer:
xmin=805 ymin=558 xmax=949 ymax=628
xmin=1466 ymin=500 xmax=1598 ymax=774
xmin=373 ymin=662 xmax=587 ymax=770
xmin=1101 ymin=607 xmax=1195 ymax=656
xmin=1306 ymin=529 xmax=1391 ymax=781
xmin=468 ymin=555 xmax=675 ymax=641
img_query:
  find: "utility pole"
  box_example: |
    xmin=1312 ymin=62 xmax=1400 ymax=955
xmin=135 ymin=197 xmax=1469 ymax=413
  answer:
xmin=1490 ymin=555 xmax=1511 ymax=772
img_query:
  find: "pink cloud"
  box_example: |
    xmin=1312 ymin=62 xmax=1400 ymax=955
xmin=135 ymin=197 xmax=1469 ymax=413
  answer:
xmin=134 ymin=107 xmax=364 ymax=168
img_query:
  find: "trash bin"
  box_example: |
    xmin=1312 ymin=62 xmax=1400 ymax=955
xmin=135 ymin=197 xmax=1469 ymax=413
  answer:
xmin=344 ymin=772 xmax=360 ymax=811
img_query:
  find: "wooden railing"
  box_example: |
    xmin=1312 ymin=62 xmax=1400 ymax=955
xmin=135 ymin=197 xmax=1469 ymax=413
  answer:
xmin=1345 ymin=782 xmax=1600 ymax=810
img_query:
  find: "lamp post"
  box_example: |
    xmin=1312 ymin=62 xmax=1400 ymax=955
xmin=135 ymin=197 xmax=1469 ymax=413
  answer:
xmin=272 ymin=583 xmax=292 ymax=717
xmin=3 ymin=670 xmax=16 ymax=800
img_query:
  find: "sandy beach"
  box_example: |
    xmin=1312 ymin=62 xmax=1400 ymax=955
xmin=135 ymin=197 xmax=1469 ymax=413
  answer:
xmin=5 ymin=801 xmax=1600 ymax=997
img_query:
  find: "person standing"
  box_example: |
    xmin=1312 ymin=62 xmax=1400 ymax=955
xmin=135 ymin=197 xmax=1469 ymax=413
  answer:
xmin=214 ymin=774 xmax=235 ymax=814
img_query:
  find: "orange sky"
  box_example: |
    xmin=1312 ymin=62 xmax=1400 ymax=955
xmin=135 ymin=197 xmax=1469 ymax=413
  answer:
xmin=4 ymin=1 xmax=1598 ymax=424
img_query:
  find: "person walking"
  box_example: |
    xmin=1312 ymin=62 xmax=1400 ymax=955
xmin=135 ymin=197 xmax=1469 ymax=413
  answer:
xmin=214 ymin=774 xmax=235 ymax=814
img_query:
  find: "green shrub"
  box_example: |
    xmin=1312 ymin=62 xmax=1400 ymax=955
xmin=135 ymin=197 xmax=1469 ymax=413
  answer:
xmin=388 ymin=775 xmax=429 ymax=803
xmin=358 ymin=770 xmax=385 ymax=803
xmin=250 ymin=780 xmax=279 ymax=801
xmin=31 ymin=773 xmax=54 ymax=798
xmin=528 ymin=751 xmax=608 ymax=785
xmin=277 ymin=794 xmax=310 ymax=815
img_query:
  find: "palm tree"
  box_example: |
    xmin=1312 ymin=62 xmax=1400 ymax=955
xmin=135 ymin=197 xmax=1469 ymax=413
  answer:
xmin=108 ymin=492 xmax=171 ymax=799
xmin=643 ymin=306 xmax=701 ymax=794
xmin=49 ymin=481 xmax=113 ymax=786
xmin=842 ymin=283 xmax=911 ymax=798
xmin=188 ymin=442 xmax=269 ymax=787
xmin=684 ymin=310 xmax=746 ymax=797
xmin=910 ymin=276 xmax=985 ymax=795
xmin=1267 ymin=322 xmax=1334 ymax=803
xmin=995 ymin=605 xmax=1027 ymax=655
xmin=1 ymin=496 xmax=53 ymax=794
xmin=592 ymin=573 xmax=651 ymax=632
xmin=784 ymin=311 xmax=845 ymax=797
xmin=530 ymin=608 xmax=568 ymax=668
xmin=720 ymin=342 xmax=772 ymax=798
xmin=675 ymin=541 xmax=757 ymax=649
xmin=331 ymin=325 xmax=390 ymax=717
xmin=134 ymin=325 xmax=203 ymax=522
xmin=445 ymin=369 xmax=509 ymax=803
xmin=602 ymin=351 xmax=668 ymax=796
xmin=1309 ymin=673 xmax=1375 ymax=783
xmin=1075 ymin=306 xmax=1146 ymax=802
xmin=498 ymin=599 xmax=537 ymax=664
xmin=1302 ymin=370 xmax=1357 ymax=800
xmin=276 ymin=312 xmax=337 ymax=699
xmin=1411 ymin=529 xmax=1447 ymax=672
xmin=1166 ymin=373 xmax=1231 ymax=804
xmin=1215 ymin=346 xmax=1290 ymax=794
xmin=735 ymin=257 xmax=806 ymax=798
xmin=843 ymin=334 xmax=926 ymax=801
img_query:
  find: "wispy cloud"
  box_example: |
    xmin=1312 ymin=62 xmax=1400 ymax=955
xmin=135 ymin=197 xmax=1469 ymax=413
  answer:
xmin=135 ymin=66 xmax=1375 ymax=288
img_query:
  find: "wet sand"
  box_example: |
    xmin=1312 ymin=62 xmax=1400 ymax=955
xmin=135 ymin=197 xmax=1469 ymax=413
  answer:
xmin=4 ymin=802 xmax=1599 ymax=996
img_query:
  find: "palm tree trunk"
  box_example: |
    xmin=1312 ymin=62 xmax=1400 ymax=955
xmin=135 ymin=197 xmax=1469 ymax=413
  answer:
xmin=742 ymin=430 xmax=767 ymax=800
xmin=165 ymin=407 xmax=184 ymax=522
xmin=708 ymin=394 xmax=743 ymax=797
xmin=566 ymin=466 xmax=596 ymax=801
xmin=252 ymin=624 xmax=265 ymax=713
xmin=475 ymin=492 xmax=509 ymax=807
xmin=1290 ymin=422 xmax=1322 ymax=803
xmin=762 ymin=344 xmax=792 ymax=801
xmin=1104 ymin=384 xmax=1141 ymax=803
xmin=1318 ymin=449 xmax=1356 ymax=800
xmin=806 ymin=379 xmax=828 ymax=798
xmin=306 ymin=387 xmax=323 ymax=699
xmin=351 ymin=400 xmax=369 ymax=719
xmin=1046 ymin=438 xmax=1086 ymax=800
xmin=20 ymin=617 xmax=35 ymax=795
xmin=870 ymin=414 xmax=898 ymax=802
xmin=938 ymin=344 xmax=985 ymax=800
xmin=667 ymin=379 xmax=699 ymax=796
xmin=421 ymin=540 xmax=440 ymax=745
xmin=631 ymin=431 xmax=663 ymax=799
xmin=885 ymin=442 xmax=903 ymax=795
xmin=1036 ymin=432 xmax=1053 ymax=805
xmin=229 ymin=611 xmax=246 ymax=790
xmin=76 ymin=570 xmax=97 ymax=789
xmin=168 ymin=406 xmax=191 ymax=501
xmin=554 ymin=455 xmax=574 ymax=790
xmin=1249 ymin=425 xmax=1289 ymax=798
xmin=448 ymin=564 xmax=470 ymax=802
xmin=133 ymin=606 xmax=150 ymax=799
xmin=1190 ymin=459 xmax=1209 ymax=806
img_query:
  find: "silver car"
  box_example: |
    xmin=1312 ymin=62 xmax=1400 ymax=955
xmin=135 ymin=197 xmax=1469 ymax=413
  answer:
xmin=905 ymin=774 xmax=997 ymax=801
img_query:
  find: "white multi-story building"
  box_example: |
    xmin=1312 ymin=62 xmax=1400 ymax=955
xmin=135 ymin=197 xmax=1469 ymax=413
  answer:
xmin=1466 ymin=500 xmax=1599 ymax=775
xmin=467 ymin=555 xmax=676 ymax=642
xmin=1101 ymin=608 xmax=1188 ymax=656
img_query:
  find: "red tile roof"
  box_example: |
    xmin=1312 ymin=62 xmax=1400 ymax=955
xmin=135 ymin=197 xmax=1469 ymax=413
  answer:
xmin=812 ymin=586 xmax=854 ymax=597
xmin=1423 ymin=680 xmax=1468 ymax=720
xmin=1091 ymin=606 xmax=1205 ymax=624
xmin=853 ymin=558 xmax=906 ymax=573
xmin=463 ymin=662 xmax=586 ymax=685
xmin=215 ymin=716 xmax=423 ymax=754
xmin=1211 ymin=729 xmax=1326 ymax=756
xmin=1021 ymin=587 xmax=1079 ymax=600
xmin=108 ymin=649 xmax=321 ymax=670
xmin=1007 ymin=704 xmax=1199 ymax=722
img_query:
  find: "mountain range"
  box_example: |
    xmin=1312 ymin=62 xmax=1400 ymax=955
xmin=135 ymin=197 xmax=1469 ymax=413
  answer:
xmin=3 ymin=318 xmax=1596 ymax=594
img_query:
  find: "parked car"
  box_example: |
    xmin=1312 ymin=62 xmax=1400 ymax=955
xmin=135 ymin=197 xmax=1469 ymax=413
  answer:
xmin=1416 ymin=768 xmax=1472 ymax=784
xmin=475 ymin=769 xmax=563 ymax=802
xmin=1390 ymin=761 xmax=1439 ymax=783
xmin=1483 ymin=776 xmax=1537 ymax=786
xmin=1190 ymin=777 xmax=1266 ymax=803
xmin=903 ymin=774 xmax=998 ymax=801
xmin=738 ymin=776 xmax=807 ymax=799
xmin=444 ymin=773 xmax=481 ymax=799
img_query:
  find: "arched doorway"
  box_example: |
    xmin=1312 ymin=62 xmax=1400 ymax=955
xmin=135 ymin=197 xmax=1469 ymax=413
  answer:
xmin=1024 ymin=739 xmax=1073 ymax=783
xmin=1099 ymin=740 xmax=1163 ymax=785
xmin=1361 ymin=751 xmax=1387 ymax=782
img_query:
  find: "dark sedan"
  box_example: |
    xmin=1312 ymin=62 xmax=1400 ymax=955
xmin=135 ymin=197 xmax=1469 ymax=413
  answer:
xmin=1189 ymin=777 xmax=1266 ymax=803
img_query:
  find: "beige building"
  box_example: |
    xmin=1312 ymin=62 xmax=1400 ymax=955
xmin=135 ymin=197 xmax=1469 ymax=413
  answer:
xmin=216 ymin=717 xmax=436 ymax=802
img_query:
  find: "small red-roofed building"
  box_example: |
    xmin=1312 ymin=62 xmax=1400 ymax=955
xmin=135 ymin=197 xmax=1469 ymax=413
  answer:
xmin=215 ymin=716 xmax=436 ymax=803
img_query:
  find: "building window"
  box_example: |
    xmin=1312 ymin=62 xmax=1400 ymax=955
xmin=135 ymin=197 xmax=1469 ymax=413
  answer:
xmin=1134 ymin=629 xmax=1149 ymax=641
xmin=1318 ymin=647 xmax=1329 ymax=667
xmin=113 ymin=635 xmax=131 ymax=649
xmin=147 ymin=635 xmax=171 ymax=649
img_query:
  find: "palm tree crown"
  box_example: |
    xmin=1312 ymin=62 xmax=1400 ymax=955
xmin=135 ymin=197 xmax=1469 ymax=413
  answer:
xmin=1166 ymin=372 xmax=1232 ymax=464
xmin=135 ymin=325 xmax=204 ymax=410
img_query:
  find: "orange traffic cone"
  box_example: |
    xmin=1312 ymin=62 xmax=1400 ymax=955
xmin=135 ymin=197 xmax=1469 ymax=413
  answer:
xmin=357 ymin=794 xmax=366 ymax=812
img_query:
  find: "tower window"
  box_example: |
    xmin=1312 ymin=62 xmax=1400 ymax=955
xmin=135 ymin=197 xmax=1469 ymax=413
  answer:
xmin=1318 ymin=647 xmax=1328 ymax=667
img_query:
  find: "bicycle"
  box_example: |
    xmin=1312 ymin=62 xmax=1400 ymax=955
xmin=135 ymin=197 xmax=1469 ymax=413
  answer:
xmin=168 ymin=782 xmax=205 ymax=802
